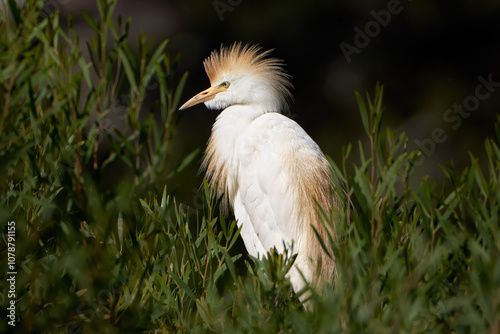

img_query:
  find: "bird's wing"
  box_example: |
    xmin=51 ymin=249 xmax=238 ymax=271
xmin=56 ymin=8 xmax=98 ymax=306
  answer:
xmin=234 ymin=112 xmax=331 ymax=256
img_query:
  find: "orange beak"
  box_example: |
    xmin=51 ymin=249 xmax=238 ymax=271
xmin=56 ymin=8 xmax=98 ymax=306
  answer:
xmin=179 ymin=86 xmax=224 ymax=110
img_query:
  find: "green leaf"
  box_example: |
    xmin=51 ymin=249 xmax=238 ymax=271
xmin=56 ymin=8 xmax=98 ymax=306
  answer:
xmin=117 ymin=212 xmax=124 ymax=254
xmin=155 ymin=60 xmax=168 ymax=118
xmin=353 ymin=160 xmax=374 ymax=212
xmin=172 ymin=71 xmax=189 ymax=111
xmin=161 ymin=185 xmax=168 ymax=209
xmin=139 ymin=198 xmax=153 ymax=215
xmin=118 ymin=48 xmax=138 ymax=96
xmin=7 ymin=0 xmax=21 ymax=26
xmin=311 ymin=224 xmax=332 ymax=259
xmin=356 ymin=91 xmax=370 ymax=137
xmin=143 ymin=40 xmax=169 ymax=91
xmin=169 ymin=271 xmax=196 ymax=300
xmin=78 ymin=58 xmax=93 ymax=89
xmin=167 ymin=148 xmax=200 ymax=178
xmin=220 ymin=247 xmax=237 ymax=280
xmin=81 ymin=11 xmax=99 ymax=32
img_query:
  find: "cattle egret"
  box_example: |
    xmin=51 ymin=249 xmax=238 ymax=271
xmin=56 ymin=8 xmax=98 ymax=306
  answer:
xmin=180 ymin=42 xmax=337 ymax=295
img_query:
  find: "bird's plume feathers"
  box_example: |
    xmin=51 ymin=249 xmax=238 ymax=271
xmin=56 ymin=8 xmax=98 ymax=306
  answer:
xmin=203 ymin=42 xmax=294 ymax=112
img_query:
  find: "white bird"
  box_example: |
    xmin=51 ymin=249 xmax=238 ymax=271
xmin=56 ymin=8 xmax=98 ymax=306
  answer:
xmin=180 ymin=42 xmax=337 ymax=295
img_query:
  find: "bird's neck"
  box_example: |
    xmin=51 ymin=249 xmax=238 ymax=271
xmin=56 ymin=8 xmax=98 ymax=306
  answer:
xmin=212 ymin=104 xmax=265 ymax=152
xmin=203 ymin=104 xmax=267 ymax=202
xmin=217 ymin=104 xmax=269 ymax=130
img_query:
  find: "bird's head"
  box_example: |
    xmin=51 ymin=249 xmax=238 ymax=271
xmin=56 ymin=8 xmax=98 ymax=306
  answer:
xmin=179 ymin=42 xmax=293 ymax=113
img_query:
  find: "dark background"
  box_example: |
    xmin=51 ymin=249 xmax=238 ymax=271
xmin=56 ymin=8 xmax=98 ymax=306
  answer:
xmin=56 ymin=0 xmax=500 ymax=204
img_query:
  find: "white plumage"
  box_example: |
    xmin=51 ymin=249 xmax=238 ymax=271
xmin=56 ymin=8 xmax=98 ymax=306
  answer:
xmin=180 ymin=43 xmax=337 ymax=294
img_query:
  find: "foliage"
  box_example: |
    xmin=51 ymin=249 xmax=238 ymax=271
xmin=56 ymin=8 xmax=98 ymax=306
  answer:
xmin=1 ymin=1 xmax=500 ymax=333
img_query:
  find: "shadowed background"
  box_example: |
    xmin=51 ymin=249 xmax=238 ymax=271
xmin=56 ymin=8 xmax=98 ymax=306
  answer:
xmin=53 ymin=0 xmax=500 ymax=204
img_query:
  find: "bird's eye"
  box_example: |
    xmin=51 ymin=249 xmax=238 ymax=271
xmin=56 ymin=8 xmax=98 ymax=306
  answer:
xmin=220 ymin=81 xmax=230 ymax=88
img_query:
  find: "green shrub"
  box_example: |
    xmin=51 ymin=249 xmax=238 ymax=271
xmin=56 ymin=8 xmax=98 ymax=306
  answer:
xmin=1 ymin=1 xmax=499 ymax=333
